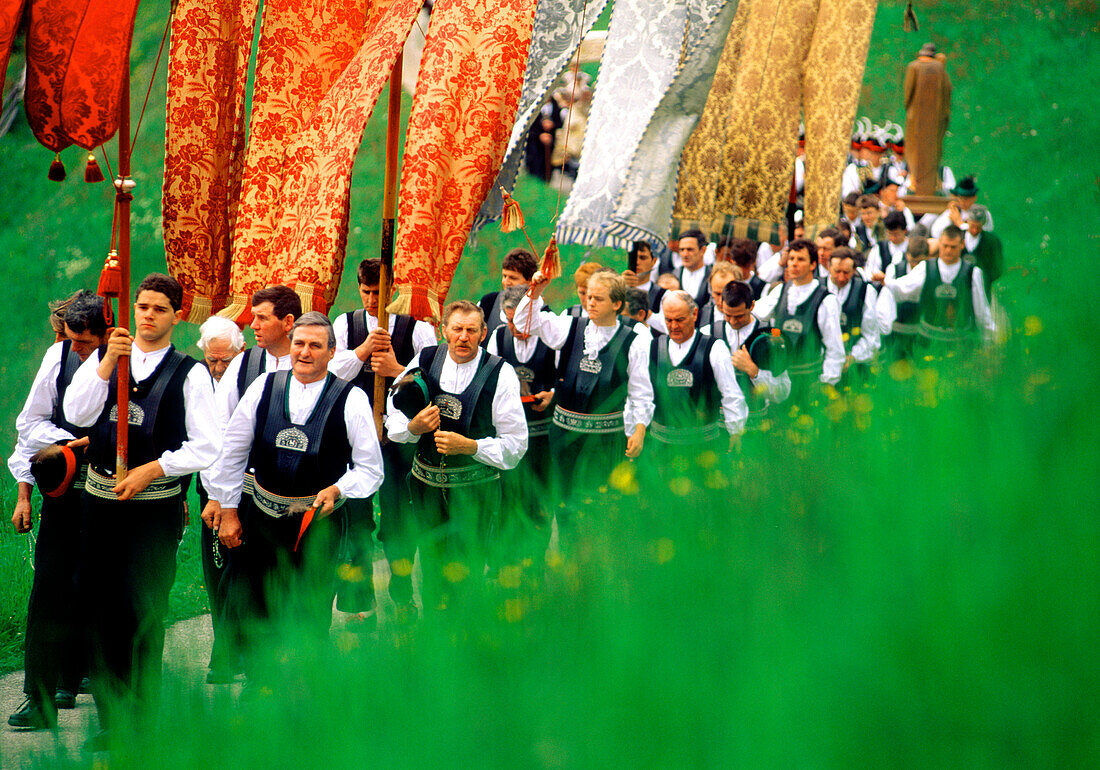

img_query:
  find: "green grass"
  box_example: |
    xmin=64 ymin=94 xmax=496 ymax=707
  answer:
xmin=1 ymin=0 xmax=1099 ymax=763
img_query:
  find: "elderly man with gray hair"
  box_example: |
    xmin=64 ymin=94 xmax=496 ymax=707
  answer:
xmin=197 ymin=316 xmax=245 ymax=382
xmin=648 ymin=291 xmax=747 ymax=465
xmin=205 ymin=312 xmax=383 ymax=678
xmin=962 ymin=204 xmax=1002 ymax=298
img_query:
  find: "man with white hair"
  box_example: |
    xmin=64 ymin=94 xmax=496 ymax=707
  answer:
xmin=194 ymin=314 xmax=244 ymax=682
xmin=196 ymin=316 xmax=245 ymax=383
xmin=649 ymin=291 xmax=746 ymax=461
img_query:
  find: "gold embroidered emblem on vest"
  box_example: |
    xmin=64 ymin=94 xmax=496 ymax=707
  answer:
xmin=435 ymin=394 xmax=462 ymax=420
xmin=934 ymin=284 xmax=957 ymax=299
xmin=108 ymin=402 xmax=145 ymax=427
xmin=514 ymin=365 xmax=534 ymax=383
xmin=579 ymin=357 xmax=603 ymax=374
xmin=274 ymin=427 xmax=308 ymax=452
xmin=667 ymin=368 xmax=693 ymax=387
xmin=782 ymin=318 xmax=804 ymax=334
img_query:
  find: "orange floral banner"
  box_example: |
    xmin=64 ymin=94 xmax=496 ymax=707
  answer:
xmin=0 ymin=0 xmax=27 ymax=103
xmin=23 ymin=0 xmax=89 ymax=153
xmin=163 ymin=0 xmax=259 ymax=321
xmin=223 ymin=0 xmax=367 ymax=321
xmin=267 ymin=0 xmax=424 ymax=314
xmin=389 ymin=0 xmax=539 ymax=322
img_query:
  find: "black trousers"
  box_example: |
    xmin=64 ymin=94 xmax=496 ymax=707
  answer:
xmin=376 ymin=441 xmax=417 ymax=607
xmin=410 ymin=477 xmax=500 ymax=611
xmin=548 ymin=425 xmax=627 ymax=513
xmin=223 ymin=498 xmax=339 ymax=678
xmin=79 ymin=492 xmax=183 ymax=729
xmin=496 ymin=432 xmax=553 ymax=567
xmin=197 ymin=480 xmax=242 ymax=674
xmin=23 ymin=483 xmax=86 ymax=703
xmin=333 ymin=496 xmax=376 ymax=613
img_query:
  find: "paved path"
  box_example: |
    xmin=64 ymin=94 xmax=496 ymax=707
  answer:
xmin=0 ymin=555 xmax=404 ymax=768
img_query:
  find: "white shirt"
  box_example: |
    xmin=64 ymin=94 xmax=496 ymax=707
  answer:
xmin=679 ymin=264 xmax=708 ymax=301
xmin=486 ymin=328 xmax=562 ymax=369
xmin=330 ymin=311 xmax=437 ymax=384
xmin=699 ymin=319 xmax=792 ymax=406
xmin=514 ymin=295 xmax=655 ymax=433
xmin=385 ymin=349 xmax=528 ymax=470
xmin=206 ymin=372 xmax=384 ymax=507
xmin=8 ymin=342 xmax=80 ymax=484
xmin=931 ymin=205 xmax=994 ymax=238
xmin=751 ymin=279 xmax=846 ymax=385
xmin=866 ymin=238 xmax=908 ymax=277
xmin=826 ymin=278 xmax=880 ymax=362
xmin=665 ymin=332 xmax=747 ymax=436
xmin=216 ymin=348 xmax=293 ymax=424
xmin=964 ymin=231 xmax=981 ymax=253
xmin=63 ymin=345 xmax=221 ymax=478
xmin=884 ymin=258 xmax=995 ymax=343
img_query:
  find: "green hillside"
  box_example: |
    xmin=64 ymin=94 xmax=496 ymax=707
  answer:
xmin=0 ymin=0 xmax=1098 ymax=762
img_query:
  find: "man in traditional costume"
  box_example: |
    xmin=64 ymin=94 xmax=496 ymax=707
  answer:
xmin=64 ymin=274 xmax=220 ymax=744
xmin=7 ymin=292 xmax=109 ymax=729
xmin=387 ymin=301 xmax=527 ymax=610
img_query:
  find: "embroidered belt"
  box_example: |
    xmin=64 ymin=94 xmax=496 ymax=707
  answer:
xmin=411 ymin=457 xmax=499 ymax=489
xmin=787 ymin=356 xmax=824 ymax=376
xmin=649 ymin=421 xmax=723 ymax=445
xmin=919 ymin=320 xmax=973 ymax=342
xmin=551 ymin=405 xmax=625 ymax=435
xmin=244 ymin=473 xmax=344 ymax=519
xmin=527 ymin=416 xmax=551 ymax=438
xmin=86 ymin=467 xmax=182 ymax=502
xmin=891 ymin=321 xmax=920 ymax=335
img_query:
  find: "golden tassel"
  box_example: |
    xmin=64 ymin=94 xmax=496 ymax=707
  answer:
xmin=539 ymin=235 xmax=561 ymax=281
xmin=500 ymin=189 xmax=525 ymax=233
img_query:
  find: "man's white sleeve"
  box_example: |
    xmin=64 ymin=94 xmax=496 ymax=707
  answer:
xmin=709 ymin=340 xmax=747 ymax=436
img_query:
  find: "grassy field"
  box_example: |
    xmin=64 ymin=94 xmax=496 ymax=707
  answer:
xmin=1 ymin=0 xmax=1099 ymax=762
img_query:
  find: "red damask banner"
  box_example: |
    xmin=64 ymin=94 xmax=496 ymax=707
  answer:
xmin=222 ymin=0 xmax=368 ymax=322
xmin=388 ymin=0 xmax=539 ymax=322
xmin=267 ymin=0 xmax=424 ymax=314
xmin=59 ymin=0 xmax=140 ymax=149
xmin=0 ymin=0 xmax=27 ymax=103
xmin=23 ymin=0 xmax=89 ymax=152
xmin=163 ymin=0 xmax=260 ymax=321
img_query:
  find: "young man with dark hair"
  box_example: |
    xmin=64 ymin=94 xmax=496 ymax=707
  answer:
xmin=208 ymin=312 xmax=383 ymax=673
xmin=673 ymin=229 xmax=712 ymax=309
xmin=622 ymin=240 xmax=667 ymax=312
xmin=866 ymin=210 xmax=910 ymax=280
xmin=215 ymin=285 xmax=302 ymax=423
xmin=884 ymin=224 xmax=995 ymax=348
xmin=387 ymin=301 xmax=527 ymax=610
xmin=702 ymin=280 xmax=790 ymax=429
xmin=478 ymin=248 xmax=540 ymax=341
xmin=876 ymin=236 xmax=930 ymax=361
xmin=751 ymin=239 xmax=845 ymax=403
xmin=854 ymin=194 xmax=885 ymax=253
xmin=622 ymin=287 xmax=654 ymax=330
xmin=7 ymin=291 xmax=109 ymax=729
xmin=63 ymin=274 xmax=220 ymax=746
xmin=826 ymin=247 xmax=879 ymax=382
xmin=329 ymin=258 xmax=435 ymax=623
xmin=729 ymin=239 xmax=766 ymax=299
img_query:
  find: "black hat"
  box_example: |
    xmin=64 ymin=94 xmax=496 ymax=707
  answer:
xmin=918 ymin=42 xmax=937 ymax=57
xmin=951 ymin=176 xmax=979 ymax=197
xmin=30 ymin=442 xmax=83 ymax=498
xmin=390 ymin=368 xmax=430 ymax=420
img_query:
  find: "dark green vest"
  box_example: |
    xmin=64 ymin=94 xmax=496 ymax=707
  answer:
xmin=775 ymin=281 xmax=828 ymax=377
xmin=919 ymin=260 xmax=976 ymax=342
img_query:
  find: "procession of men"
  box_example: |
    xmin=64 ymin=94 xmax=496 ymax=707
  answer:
xmin=3 ymin=34 xmax=1002 ymax=749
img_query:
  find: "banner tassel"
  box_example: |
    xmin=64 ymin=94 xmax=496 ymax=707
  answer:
xmin=85 ymin=153 xmax=105 ymax=183
xmin=48 ymin=154 xmax=66 ymax=182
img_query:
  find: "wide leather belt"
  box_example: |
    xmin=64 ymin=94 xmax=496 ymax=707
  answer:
xmin=787 ymin=356 xmax=824 ymax=376
xmin=649 ymin=421 xmax=723 ymax=445
xmin=527 ymin=416 xmax=551 ymax=438
xmin=244 ymin=472 xmax=344 ymax=519
xmin=411 ymin=457 xmax=499 ymax=489
xmin=891 ymin=321 xmax=920 ymax=335
xmin=551 ymin=405 xmax=624 ymax=435
xmin=919 ymin=320 xmax=972 ymax=342
xmin=86 ymin=467 xmax=181 ymax=501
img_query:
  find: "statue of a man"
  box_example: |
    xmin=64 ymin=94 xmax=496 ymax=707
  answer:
xmin=904 ymin=42 xmax=952 ymax=197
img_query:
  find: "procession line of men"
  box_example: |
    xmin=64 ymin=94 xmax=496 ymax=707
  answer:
xmin=6 ymin=191 xmax=999 ymax=740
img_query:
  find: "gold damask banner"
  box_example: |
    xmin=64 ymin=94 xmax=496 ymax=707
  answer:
xmin=673 ymin=0 xmax=876 ymax=245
